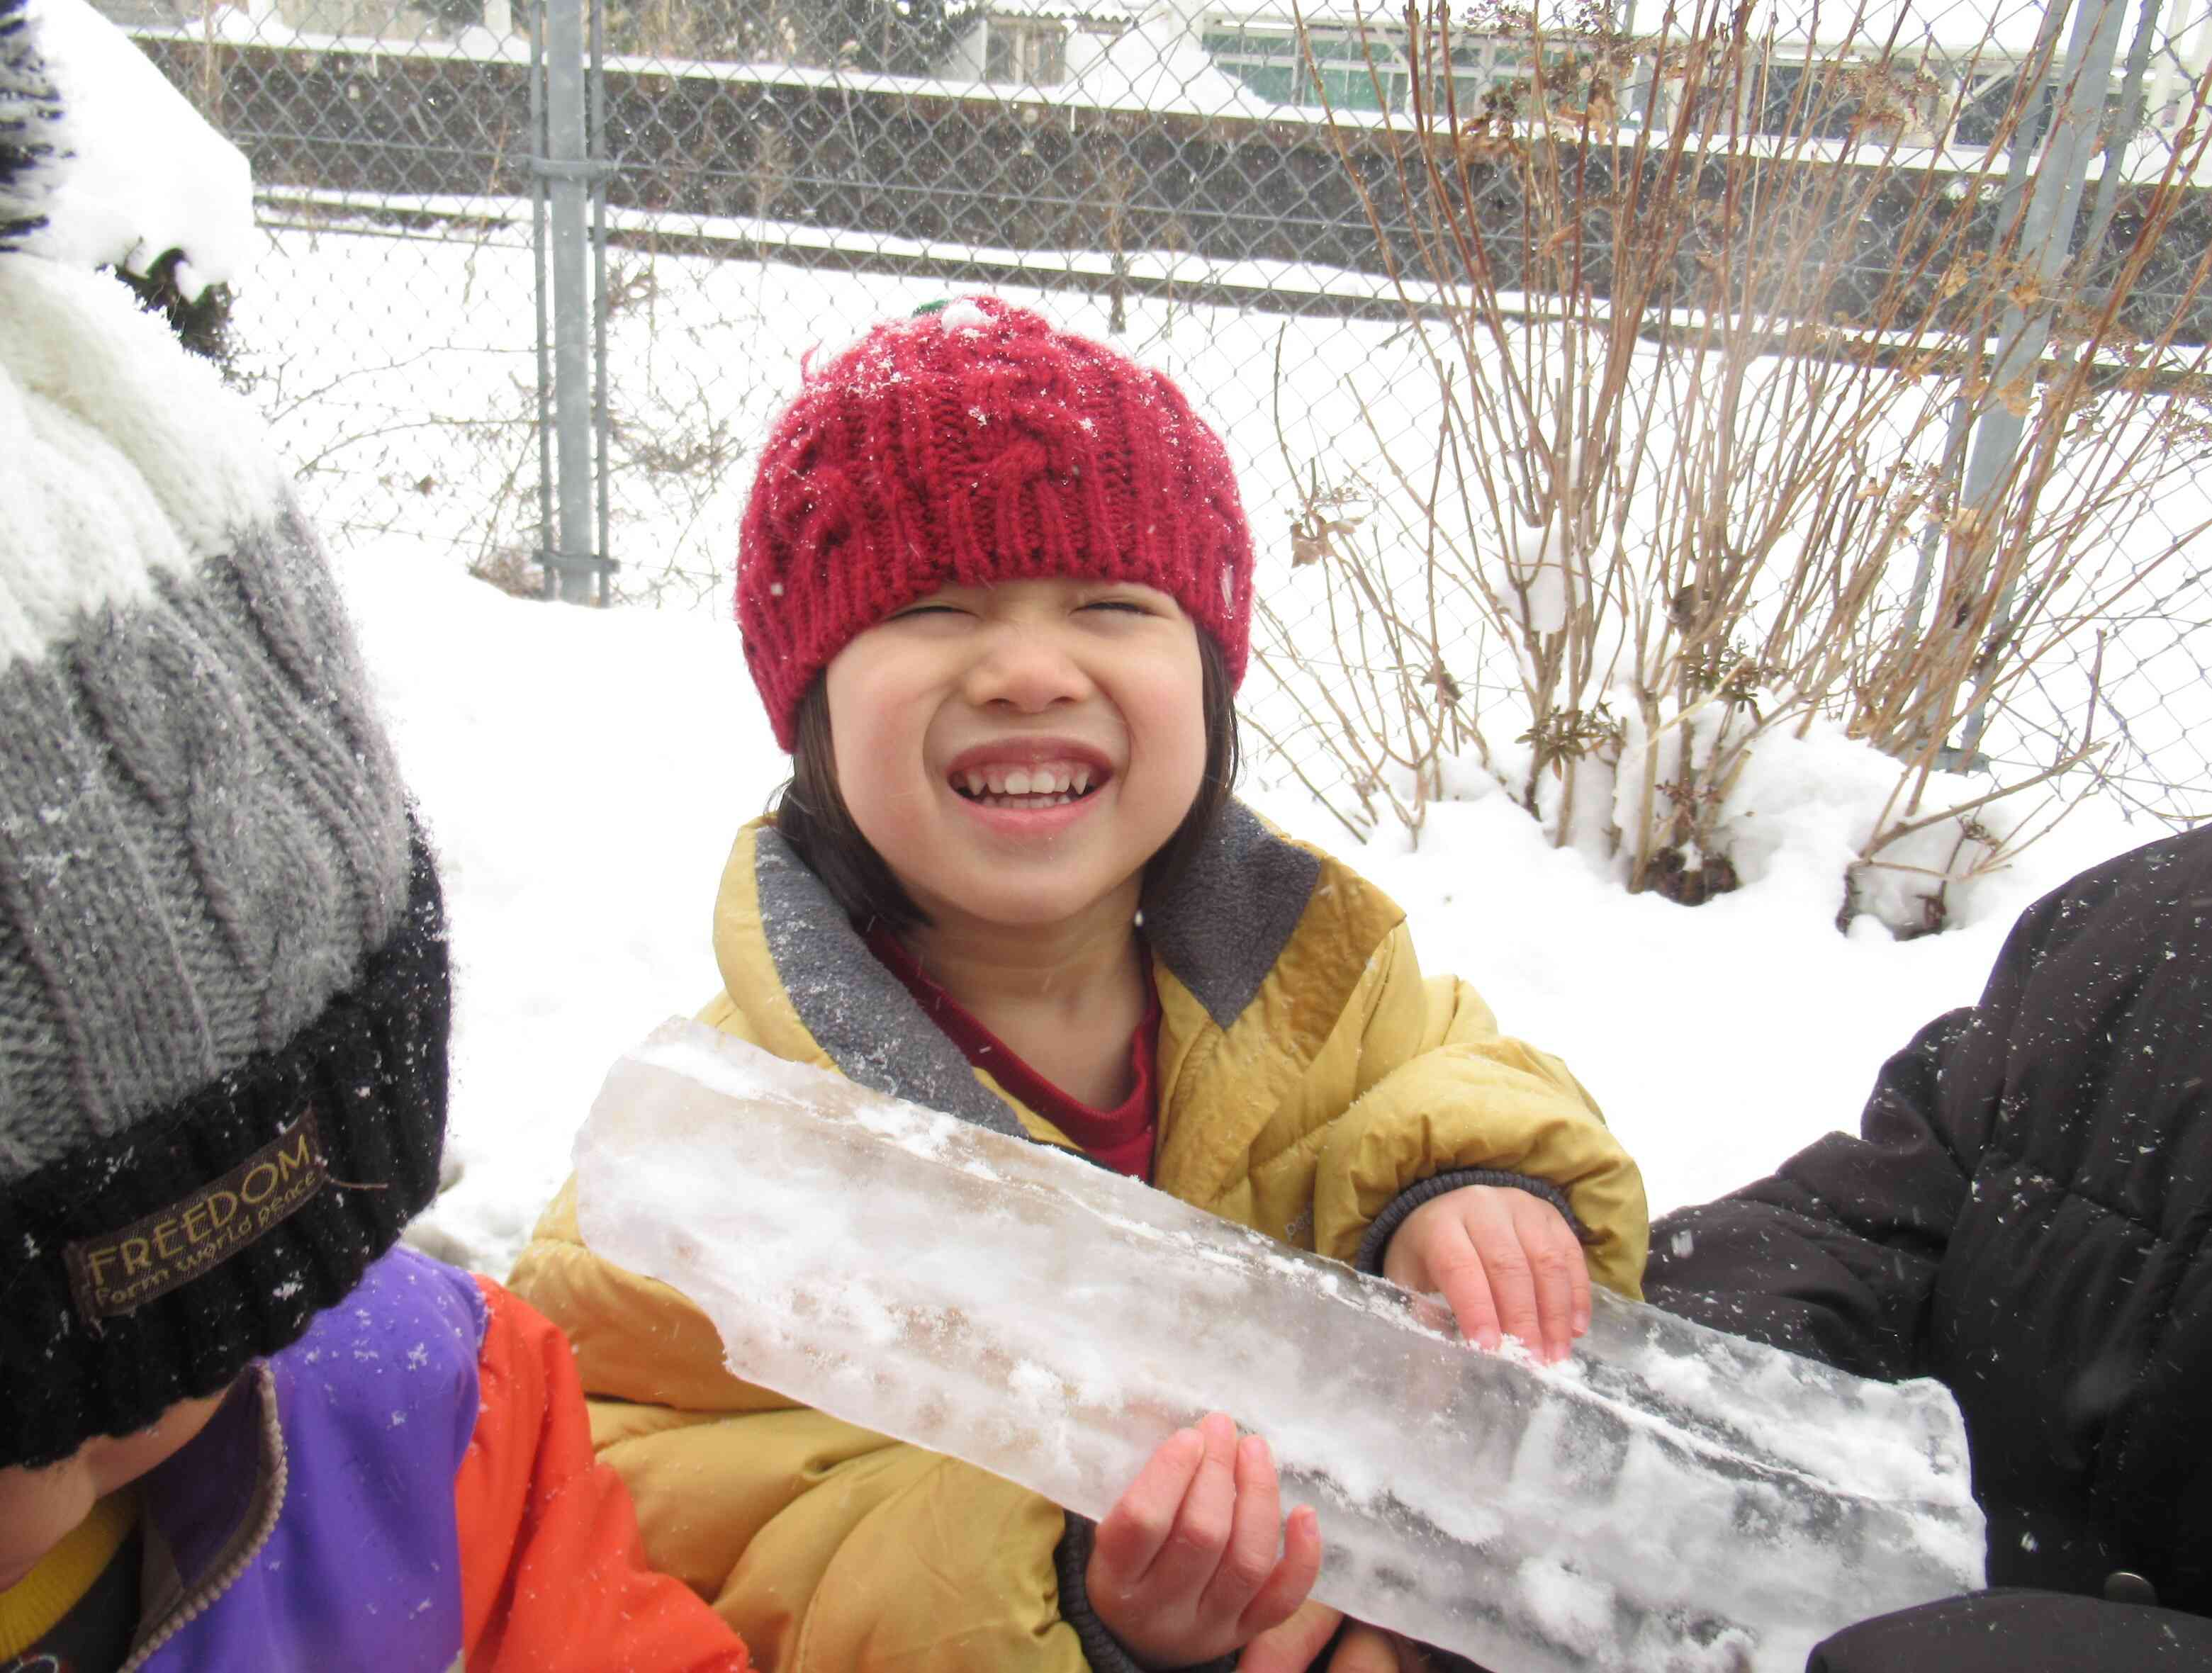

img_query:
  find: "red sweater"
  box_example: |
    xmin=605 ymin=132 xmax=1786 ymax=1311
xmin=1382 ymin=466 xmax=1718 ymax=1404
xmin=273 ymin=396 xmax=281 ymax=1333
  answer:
xmin=865 ymin=930 xmax=1160 ymax=1181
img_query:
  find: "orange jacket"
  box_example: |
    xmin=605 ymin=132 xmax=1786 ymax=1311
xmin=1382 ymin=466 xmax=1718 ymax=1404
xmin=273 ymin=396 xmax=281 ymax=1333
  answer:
xmin=457 ymin=1274 xmax=753 ymax=1672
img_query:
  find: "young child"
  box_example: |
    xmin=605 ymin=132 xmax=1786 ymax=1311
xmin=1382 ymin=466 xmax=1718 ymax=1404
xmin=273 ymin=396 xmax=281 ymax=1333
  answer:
xmin=507 ymin=297 xmax=1649 ymax=1672
xmin=0 ymin=18 xmax=751 ymax=1667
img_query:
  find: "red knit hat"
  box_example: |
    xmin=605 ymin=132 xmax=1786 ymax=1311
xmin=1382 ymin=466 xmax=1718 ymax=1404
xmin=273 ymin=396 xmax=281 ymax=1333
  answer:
xmin=736 ymin=297 xmax=1256 ymax=750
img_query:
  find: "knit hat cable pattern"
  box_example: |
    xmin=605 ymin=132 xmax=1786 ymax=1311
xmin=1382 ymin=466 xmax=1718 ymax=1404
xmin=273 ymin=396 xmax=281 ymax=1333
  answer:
xmin=0 ymin=254 xmax=446 ymax=1469
xmin=1 ymin=850 xmax=449 ymax=1469
xmin=736 ymin=296 xmax=1257 ymax=749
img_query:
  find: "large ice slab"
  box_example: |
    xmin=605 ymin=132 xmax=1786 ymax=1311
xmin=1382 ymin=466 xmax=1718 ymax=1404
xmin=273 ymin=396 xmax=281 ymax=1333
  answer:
xmin=575 ymin=1022 xmax=1985 ymax=1673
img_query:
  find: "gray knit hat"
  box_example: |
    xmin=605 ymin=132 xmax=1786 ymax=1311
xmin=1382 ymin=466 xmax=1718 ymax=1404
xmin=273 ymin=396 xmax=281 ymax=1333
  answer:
xmin=1 ymin=0 xmax=449 ymax=1470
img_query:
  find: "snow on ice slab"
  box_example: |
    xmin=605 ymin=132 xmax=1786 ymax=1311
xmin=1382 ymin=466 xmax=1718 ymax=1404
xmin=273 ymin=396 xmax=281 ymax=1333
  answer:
xmin=576 ymin=1022 xmax=1987 ymax=1673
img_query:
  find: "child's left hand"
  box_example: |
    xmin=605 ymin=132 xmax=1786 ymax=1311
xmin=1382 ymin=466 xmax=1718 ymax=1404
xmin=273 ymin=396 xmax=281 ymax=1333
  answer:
xmin=1381 ymin=1185 xmax=1590 ymax=1363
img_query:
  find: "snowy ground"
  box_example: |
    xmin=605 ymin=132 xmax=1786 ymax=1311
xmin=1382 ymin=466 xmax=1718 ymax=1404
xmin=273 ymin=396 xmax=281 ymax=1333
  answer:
xmin=341 ymin=534 xmax=2155 ymax=1278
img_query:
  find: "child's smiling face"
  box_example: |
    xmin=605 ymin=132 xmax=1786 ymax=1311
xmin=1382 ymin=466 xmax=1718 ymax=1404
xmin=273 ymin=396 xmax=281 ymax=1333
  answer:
xmin=824 ymin=578 xmax=1207 ymax=938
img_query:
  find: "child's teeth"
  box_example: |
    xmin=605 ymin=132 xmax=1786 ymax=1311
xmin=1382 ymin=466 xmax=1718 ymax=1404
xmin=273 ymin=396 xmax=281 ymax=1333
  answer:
xmin=958 ymin=763 xmax=1101 ymax=804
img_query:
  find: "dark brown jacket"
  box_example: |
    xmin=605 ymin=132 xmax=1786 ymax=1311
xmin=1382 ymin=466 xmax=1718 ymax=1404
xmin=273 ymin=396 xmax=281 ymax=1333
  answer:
xmin=1647 ymin=827 xmax=2212 ymax=1669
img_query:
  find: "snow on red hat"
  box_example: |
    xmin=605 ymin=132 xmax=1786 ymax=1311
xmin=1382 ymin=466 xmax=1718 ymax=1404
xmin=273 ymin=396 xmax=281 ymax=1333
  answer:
xmin=736 ymin=296 xmax=1256 ymax=750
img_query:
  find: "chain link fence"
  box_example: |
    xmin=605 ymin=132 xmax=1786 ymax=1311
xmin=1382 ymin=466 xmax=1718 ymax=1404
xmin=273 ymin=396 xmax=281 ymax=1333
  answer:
xmin=116 ymin=0 xmax=2211 ymax=838
xmin=120 ymin=1 xmax=543 ymax=573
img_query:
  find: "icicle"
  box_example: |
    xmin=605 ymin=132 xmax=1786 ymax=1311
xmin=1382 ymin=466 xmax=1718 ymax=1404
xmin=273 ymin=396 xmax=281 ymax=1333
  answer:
xmin=576 ymin=1022 xmax=1984 ymax=1673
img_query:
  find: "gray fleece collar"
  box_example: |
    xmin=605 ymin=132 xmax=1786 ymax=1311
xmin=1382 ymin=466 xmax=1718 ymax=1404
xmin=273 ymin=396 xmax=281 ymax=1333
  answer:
xmin=1145 ymin=799 xmax=1321 ymax=1030
xmin=753 ymin=799 xmax=1320 ymax=1125
xmin=753 ymin=831 xmax=1031 ymax=1139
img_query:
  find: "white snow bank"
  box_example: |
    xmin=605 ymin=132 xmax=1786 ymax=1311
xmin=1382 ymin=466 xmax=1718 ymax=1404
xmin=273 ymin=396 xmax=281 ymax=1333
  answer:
xmin=338 ymin=539 xmax=764 ymax=1270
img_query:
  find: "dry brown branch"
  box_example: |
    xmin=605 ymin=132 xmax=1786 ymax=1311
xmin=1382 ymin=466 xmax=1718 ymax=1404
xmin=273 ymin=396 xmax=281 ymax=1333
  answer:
xmin=1261 ymin=0 xmax=2212 ymax=924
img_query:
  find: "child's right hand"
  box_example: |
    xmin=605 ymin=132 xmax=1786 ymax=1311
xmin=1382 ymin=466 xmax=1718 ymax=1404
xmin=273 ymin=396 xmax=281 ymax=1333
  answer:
xmin=1087 ymin=1410 xmax=1323 ymax=1668
xmin=1383 ymin=1184 xmax=1591 ymax=1364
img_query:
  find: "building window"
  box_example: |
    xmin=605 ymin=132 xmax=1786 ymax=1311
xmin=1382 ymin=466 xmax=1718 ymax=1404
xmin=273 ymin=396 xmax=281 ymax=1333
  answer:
xmin=1204 ymin=24 xmax=1527 ymax=113
xmin=986 ymin=19 xmax=1068 ymax=85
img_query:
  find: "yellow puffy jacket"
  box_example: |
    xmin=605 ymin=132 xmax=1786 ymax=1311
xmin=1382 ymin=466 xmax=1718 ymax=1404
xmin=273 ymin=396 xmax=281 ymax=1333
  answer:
xmin=508 ymin=804 xmax=1646 ymax=1672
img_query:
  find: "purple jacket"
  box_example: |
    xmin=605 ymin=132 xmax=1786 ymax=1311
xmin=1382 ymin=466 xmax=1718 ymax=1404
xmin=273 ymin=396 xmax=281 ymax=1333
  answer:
xmin=125 ymin=1248 xmax=483 ymax=1672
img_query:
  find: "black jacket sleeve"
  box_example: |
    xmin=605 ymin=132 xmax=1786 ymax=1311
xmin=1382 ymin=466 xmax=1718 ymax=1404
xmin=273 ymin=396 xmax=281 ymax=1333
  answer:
xmin=1641 ymin=1005 xmax=1979 ymax=1380
xmin=1647 ymin=828 xmax=2212 ymax=1662
xmin=1806 ymin=1589 xmax=2212 ymax=1672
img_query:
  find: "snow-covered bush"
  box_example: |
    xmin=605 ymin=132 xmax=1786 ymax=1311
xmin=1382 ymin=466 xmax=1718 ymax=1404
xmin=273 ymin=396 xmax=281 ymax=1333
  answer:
xmin=1254 ymin=0 xmax=2212 ymax=933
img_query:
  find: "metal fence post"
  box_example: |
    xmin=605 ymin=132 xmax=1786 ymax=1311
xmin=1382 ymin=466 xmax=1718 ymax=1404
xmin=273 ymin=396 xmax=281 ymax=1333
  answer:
xmin=536 ymin=0 xmax=606 ymax=604
xmin=1904 ymin=0 xmax=2073 ymax=740
xmin=2079 ymin=0 xmax=2166 ymax=301
xmin=1950 ymin=0 xmax=2133 ymax=762
xmin=529 ymin=0 xmax=554 ymax=602
xmin=591 ymin=0 xmax=612 ymax=606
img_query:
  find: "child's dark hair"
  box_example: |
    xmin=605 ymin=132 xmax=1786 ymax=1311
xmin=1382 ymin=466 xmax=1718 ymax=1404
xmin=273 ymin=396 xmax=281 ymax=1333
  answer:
xmin=772 ymin=632 xmax=1242 ymax=938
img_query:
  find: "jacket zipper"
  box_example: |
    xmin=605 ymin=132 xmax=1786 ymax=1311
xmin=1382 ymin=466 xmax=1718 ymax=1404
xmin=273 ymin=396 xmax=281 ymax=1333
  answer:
xmin=118 ymin=1368 xmax=289 ymax=1672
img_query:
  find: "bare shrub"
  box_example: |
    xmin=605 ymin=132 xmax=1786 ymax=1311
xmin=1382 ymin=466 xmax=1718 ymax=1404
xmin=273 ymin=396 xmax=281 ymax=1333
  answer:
xmin=467 ymin=543 xmax=548 ymax=599
xmin=1264 ymin=0 xmax=2212 ymax=928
